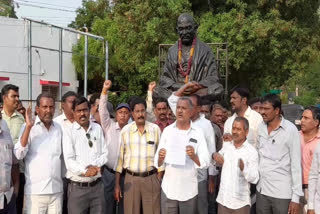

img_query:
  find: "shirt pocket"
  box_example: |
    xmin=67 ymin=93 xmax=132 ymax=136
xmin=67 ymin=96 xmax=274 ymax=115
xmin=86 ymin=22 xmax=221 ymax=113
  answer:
xmin=0 ymin=143 xmax=13 ymax=166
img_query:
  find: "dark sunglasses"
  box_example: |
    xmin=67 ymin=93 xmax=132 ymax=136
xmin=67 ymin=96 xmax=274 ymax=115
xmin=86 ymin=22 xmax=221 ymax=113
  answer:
xmin=85 ymin=133 xmax=93 ymax=148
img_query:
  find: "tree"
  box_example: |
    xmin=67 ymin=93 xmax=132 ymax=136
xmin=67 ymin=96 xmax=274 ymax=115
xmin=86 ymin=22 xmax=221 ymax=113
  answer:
xmin=0 ymin=0 xmax=17 ymax=18
xmin=72 ymin=0 xmax=320 ymax=104
xmin=197 ymin=0 xmax=320 ymax=96
xmin=72 ymin=0 xmax=191 ymax=103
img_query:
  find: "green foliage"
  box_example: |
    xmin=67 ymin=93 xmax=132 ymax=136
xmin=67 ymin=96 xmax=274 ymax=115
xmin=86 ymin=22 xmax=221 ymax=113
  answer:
xmin=71 ymin=0 xmax=320 ymax=105
xmin=72 ymin=0 xmax=191 ymax=104
xmin=0 ymin=0 xmax=17 ymax=18
xmin=197 ymin=0 xmax=320 ymax=96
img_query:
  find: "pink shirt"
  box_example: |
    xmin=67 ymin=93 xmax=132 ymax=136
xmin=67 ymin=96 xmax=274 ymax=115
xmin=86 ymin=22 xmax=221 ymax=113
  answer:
xmin=301 ymin=130 xmax=320 ymax=184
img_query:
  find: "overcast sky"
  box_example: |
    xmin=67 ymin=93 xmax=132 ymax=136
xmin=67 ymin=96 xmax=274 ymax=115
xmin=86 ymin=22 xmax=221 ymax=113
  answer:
xmin=14 ymin=0 xmax=83 ymax=27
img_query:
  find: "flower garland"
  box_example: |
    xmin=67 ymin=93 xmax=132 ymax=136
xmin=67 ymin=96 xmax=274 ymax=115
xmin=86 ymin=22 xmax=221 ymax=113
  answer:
xmin=178 ymin=37 xmax=197 ymax=80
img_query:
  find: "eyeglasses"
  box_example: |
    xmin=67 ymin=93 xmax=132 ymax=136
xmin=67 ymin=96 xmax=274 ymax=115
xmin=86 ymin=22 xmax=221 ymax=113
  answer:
xmin=86 ymin=133 xmax=93 ymax=148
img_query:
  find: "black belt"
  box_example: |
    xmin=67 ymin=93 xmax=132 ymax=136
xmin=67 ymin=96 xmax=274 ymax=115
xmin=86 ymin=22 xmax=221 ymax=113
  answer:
xmin=104 ymin=166 xmax=115 ymax=174
xmin=302 ymin=184 xmax=308 ymax=189
xmin=69 ymin=178 xmax=101 ymax=187
xmin=126 ymin=168 xmax=157 ymax=177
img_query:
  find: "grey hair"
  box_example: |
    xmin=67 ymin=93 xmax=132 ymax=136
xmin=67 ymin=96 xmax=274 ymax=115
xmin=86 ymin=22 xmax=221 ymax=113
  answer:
xmin=233 ymin=117 xmax=249 ymax=131
xmin=178 ymin=97 xmax=194 ymax=109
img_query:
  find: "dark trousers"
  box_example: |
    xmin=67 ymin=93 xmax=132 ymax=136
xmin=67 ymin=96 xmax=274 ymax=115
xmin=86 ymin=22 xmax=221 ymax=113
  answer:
xmin=62 ymin=178 xmax=68 ymax=214
xmin=0 ymin=194 xmax=17 ymax=214
xmin=101 ymin=168 xmax=124 ymax=214
xmin=67 ymin=180 xmax=105 ymax=214
xmin=256 ymin=191 xmax=291 ymax=214
xmin=218 ymin=203 xmax=250 ymax=214
xmin=161 ymin=190 xmax=197 ymax=214
xmin=16 ymin=173 xmax=24 ymax=214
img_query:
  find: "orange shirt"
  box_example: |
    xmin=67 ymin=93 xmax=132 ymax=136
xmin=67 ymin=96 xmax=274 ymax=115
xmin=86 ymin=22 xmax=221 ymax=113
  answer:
xmin=300 ymin=130 xmax=320 ymax=184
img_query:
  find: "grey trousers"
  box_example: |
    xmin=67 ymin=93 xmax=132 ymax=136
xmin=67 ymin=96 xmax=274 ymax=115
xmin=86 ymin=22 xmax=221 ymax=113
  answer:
xmin=218 ymin=203 xmax=250 ymax=214
xmin=256 ymin=191 xmax=291 ymax=214
xmin=197 ymin=180 xmax=208 ymax=214
xmin=161 ymin=190 xmax=197 ymax=214
xmin=68 ymin=180 xmax=105 ymax=214
xmin=101 ymin=168 xmax=124 ymax=214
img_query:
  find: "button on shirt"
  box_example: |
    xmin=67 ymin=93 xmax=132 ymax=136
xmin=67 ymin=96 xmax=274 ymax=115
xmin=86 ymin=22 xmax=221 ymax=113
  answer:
xmin=154 ymin=122 xmax=210 ymax=201
xmin=116 ymin=121 xmax=161 ymax=173
xmin=216 ymin=141 xmax=259 ymax=209
xmin=14 ymin=117 xmax=63 ymax=195
xmin=300 ymin=130 xmax=320 ymax=185
xmin=224 ymin=107 xmax=262 ymax=148
xmin=63 ymin=121 xmax=108 ymax=182
xmin=308 ymin=142 xmax=320 ymax=210
xmin=168 ymin=94 xmax=217 ymax=179
xmin=257 ymin=118 xmax=303 ymax=203
xmin=0 ymin=119 xmax=17 ymax=209
xmin=99 ymin=94 xmax=122 ymax=170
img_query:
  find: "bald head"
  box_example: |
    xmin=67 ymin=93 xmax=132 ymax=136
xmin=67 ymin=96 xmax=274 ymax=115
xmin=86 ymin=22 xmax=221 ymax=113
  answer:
xmin=177 ymin=13 xmax=195 ymax=26
xmin=176 ymin=13 xmax=198 ymax=45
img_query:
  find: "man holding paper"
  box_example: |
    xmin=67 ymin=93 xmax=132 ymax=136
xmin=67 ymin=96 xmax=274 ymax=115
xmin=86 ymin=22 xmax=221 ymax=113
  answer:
xmin=154 ymin=96 xmax=210 ymax=214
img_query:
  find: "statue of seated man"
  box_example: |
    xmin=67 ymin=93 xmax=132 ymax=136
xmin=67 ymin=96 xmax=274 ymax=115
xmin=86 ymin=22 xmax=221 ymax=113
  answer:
xmin=154 ymin=13 xmax=224 ymax=101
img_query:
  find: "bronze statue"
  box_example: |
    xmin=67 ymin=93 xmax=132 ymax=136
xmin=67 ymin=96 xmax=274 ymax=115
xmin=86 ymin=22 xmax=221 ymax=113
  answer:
xmin=154 ymin=13 xmax=224 ymax=101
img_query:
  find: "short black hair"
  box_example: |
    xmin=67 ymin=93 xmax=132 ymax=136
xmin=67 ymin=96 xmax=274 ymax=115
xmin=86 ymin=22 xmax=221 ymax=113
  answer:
xmin=89 ymin=93 xmax=100 ymax=105
xmin=153 ymin=97 xmax=168 ymax=108
xmin=249 ymin=97 xmax=261 ymax=107
xmin=234 ymin=116 xmax=249 ymax=131
xmin=130 ymin=97 xmax=146 ymax=111
xmin=1 ymin=84 xmax=19 ymax=96
xmin=261 ymin=93 xmax=281 ymax=111
xmin=305 ymin=106 xmax=320 ymax=122
xmin=62 ymin=91 xmax=77 ymax=103
xmin=231 ymin=87 xmax=249 ymax=101
xmin=189 ymin=94 xmax=201 ymax=106
xmin=72 ymin=96 xmax=90 ymax=111
xmin=36 ymin=93 xmax=55 ymax=107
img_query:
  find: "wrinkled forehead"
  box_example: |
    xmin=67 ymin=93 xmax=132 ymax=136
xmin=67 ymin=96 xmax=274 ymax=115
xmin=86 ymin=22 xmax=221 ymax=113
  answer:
xmin=177 ymin=15 xmax=195 ymax=27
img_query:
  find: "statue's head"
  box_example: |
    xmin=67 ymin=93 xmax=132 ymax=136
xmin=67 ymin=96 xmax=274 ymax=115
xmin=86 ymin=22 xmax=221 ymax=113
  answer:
xmin=176 ymin=13 xmax=198 ymax=45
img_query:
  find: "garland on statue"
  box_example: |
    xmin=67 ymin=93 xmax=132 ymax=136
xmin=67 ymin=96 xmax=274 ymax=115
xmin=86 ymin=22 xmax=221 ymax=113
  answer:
xmin=178 ymin=37 xmax=196 ymax=80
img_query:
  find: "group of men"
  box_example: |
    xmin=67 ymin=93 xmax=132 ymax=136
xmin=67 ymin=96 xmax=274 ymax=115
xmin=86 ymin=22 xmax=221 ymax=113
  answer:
xmin=1 ymin=80 xmax=320 ymax=214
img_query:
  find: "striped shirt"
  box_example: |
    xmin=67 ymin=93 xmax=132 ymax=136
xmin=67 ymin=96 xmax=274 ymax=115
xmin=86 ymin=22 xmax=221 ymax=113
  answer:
xmin=116 ymin=121 xmax=161 ymax=173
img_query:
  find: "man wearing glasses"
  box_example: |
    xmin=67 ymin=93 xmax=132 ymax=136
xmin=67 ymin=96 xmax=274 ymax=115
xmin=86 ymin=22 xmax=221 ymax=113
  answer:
xmin=63 ymin=96 xmax=108 ymax=214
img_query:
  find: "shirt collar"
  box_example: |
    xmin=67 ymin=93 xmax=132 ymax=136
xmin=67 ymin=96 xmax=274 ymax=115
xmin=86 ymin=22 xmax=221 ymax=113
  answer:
xmin=1 ymin=109 xmax=21 ymax=118
xmin=232 ymin=139 xmax=248 ymax=149
xmin=74 ymin=121 xmax=93 ymax=132
xmin=131 ymin=121 xmax=150 ymax=134
xmin=300 ymin=129 xmax=320 ymax=143
xmin=35 ymin=116 xmax=55 ymax=127
xmin=115 ymin=122 xmax=121 ymax=130
xmin=172 ymin=120 xmax=196 ymax=134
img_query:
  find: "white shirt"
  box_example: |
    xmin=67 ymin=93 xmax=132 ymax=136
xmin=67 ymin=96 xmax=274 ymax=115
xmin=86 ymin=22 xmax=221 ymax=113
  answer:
xmin=168 ymin=94 xmax=217 ymax=180
xmin=14 ymin=117 xmax=63 ymax=195
xmin=54 ymin=112 xmax=74 ymax=178
xmin=217 ymin=140 xmax=259 ymax=209
xmin=63 ymin=121 xmax=108 ymax=182
xmin=224 ymin=106 xmax=263 ymax=148
xmin=154 ymin=122 xmax=210 ymax=201
xmin=308 ymin=142 xmax=320 ymax=210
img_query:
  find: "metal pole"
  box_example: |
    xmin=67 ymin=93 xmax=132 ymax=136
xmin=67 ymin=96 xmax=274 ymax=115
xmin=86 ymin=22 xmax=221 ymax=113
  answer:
xmin=105 ymin=41 xmax=108 ymax=80
xmin=225 ymin=44 xmax=229 ymax=99
xmin=59 ymin=29 xmax=63 ymax=112
xmin=28 ymin=20 xmax=32 ymax=105
xmin=84 ymin=35 xmax=88 ymax=97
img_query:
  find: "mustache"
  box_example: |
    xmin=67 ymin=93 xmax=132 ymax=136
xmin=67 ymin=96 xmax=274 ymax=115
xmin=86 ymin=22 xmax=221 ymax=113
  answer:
xmin=138 ymin=116 xmax=144 ymax=120
xmin=80 ymin=116 xmax=87 ymax=120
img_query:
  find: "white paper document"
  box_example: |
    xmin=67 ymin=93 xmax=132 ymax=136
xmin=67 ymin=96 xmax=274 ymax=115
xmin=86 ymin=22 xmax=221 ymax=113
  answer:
xmin=165 ymin=140 xmax=186 ymax=166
